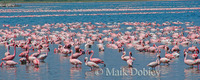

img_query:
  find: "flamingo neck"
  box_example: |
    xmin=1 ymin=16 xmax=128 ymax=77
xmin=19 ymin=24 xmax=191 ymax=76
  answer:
xmin=80 ymin=51 xmax=82 ymax=55
xmin=39 ymin=50 xmax=41 ymax=55
xmin=121 ymin=52 xmax=126 ymax=57
xmin=0 ymin=62 xmax=5 ymax=67
xmin=14 ymin=45 xmax=16 ymax=56
xmin=90 ymin=52 xmax=94 ymax=60
xmin=7 ymin=46 xmax=9 ymax=52
xmin=184 ymin=52 xmax=187 ymax=60
xmin=85 ymin=58 xmax=88 ymax=63
xmin=156 ymin=56 xmax=160 ymax=64
xmin=129 ymin=53 xmax=131 ymax=59
xmin=70 ymin=51 xmax=73 ymax=59
xmin=28 ymin=47 xmax=29 ymax=54
xmin=26 ymin=54 xmax=30 ymax=62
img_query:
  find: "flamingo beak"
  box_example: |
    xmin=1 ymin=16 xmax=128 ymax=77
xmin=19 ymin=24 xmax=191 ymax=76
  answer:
xmin=84 ymin=59 xmax=87 ymax=62
xmin=82 ymin=51 xmax=85 ymax=54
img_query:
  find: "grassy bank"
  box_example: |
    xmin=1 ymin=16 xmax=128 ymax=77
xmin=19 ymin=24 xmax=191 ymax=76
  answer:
xmin=0 ymin=0 xmax=174 ymax=3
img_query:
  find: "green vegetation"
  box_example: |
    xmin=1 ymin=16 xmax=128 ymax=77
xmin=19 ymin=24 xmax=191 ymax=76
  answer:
xmin=0 ymin=0 xmax=170 ymax=3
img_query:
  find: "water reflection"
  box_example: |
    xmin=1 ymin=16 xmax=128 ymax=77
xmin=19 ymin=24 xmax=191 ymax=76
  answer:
xmin=184 ymin=67 xmax=200 ymax=80
xmin=1 ymin=66 xmax=17 ymax=74
xmin=159 ymin=65 xmax=171 ymax=75
xmin=70 ymin=67 xmax=82 ymax=80
xmin=85 ymin=68 xmax=101 ymax=79
xmin=26 ymin=65 xmax=40 ymax=73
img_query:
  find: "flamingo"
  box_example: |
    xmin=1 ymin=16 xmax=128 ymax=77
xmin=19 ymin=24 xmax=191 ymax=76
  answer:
xmin=72 ymin=49 xmax=85 ymax=59
xmin=89 ymin=50 xmax=106 ymax=66
xmin=171 ymin=44 xmax=180 ymax=52
xmin=33 ymin=58 xmax=40 ymax=67
xmin=37 ymin=51 xmax=48 ymax=61
xmin=19 ymin=48 xmax=29 ymax=57
xmin=147 ymin=54 xmax=160 ymax=69
xmin=147 ymin=44 xmax=157 ymax=53
xmin=158 ymin=50 xmax=171 ymax=65
xmin=172 ymin=52 xmax=180 ymax=57
xmin=184 ymin=51 xmax=196 ymax=67
xmin=97 ymin=43 xmax=104 ymax=51
xmin=69 ymin=50 xmax=82 ymax=67
xmin=84 ymin=57 xmax=99 ymax=70
xmin=0 ymin=60 xmax=18 ymax=67
xmin=127 ymin=54 xmax=133 ymax=67
xmin=5 ymin=45 xmax=10 ymax=57
xmin=31 ymin=49 xmax=41 ymax=57
xmin=121 ymin=51 xmax=135 ymax=61
xmin=2 ymin=44 xmax=17 ymax=61
xmin=26 ymin=53 xmax=36 ymax=64
xmin=165 ymin=49 xmax=175 ymax=59
xmin=188 ymin=46 xmax=196 ymax=53
xmin=19 ymin=57 xmax=27 ymax=64
xmin=191 ymin=49 xmax=199 ymax=59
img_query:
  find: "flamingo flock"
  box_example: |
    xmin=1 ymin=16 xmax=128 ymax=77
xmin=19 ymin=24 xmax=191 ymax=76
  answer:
xmin=0 ymin=21 xmax=200 ymax=71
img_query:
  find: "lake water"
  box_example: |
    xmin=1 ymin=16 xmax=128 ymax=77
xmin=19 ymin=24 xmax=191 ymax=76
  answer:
xmin=0 ymin=1 xmax=200 ymax=80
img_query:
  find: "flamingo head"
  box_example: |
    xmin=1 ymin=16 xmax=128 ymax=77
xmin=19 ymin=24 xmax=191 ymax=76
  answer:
xmin=90 ymin=50 xmax=94 ymax=54
xmin=153 ymin=44 xmax=156 ymax=47
xmin=122 ymin=52 xmax=126 ymax=55
xmin=19 ymin=53 xmax=23 ymax=57
xmin=38 ymin=45 xmax=43 ymax=49
xmin=158 ymin=49 xmax=161 ymax=53
xmin=80 ymin=49 xmax=85 ymax=54
xmin=84 ymin=57 xmax=88 ymax=62
xmin=184 ymin=52 xmax=186 ymax=57
xmin=122 ymin=48 xmax=124 ymax=51
xmin=0 ymin=62 xmax=3 ymax=67
xmin=183 ymin=49 xmax=186 ymax=52
xmin=129 ymin=52 xmax=132 ymax=56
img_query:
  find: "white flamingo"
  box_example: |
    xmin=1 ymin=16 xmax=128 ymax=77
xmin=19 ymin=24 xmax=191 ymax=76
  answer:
xmin=84 ymin=57 xmax=99 ymax=70
xmin=147 ymin=54 xmax=160 ymax=69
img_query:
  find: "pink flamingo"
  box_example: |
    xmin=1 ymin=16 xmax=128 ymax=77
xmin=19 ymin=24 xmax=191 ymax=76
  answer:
xmin=121 ymin=51 xmax=135 ymax=61
xmin=171 ymin=44 xmax=180 ymax=52
xmin=31 ymin=49 xmax=41 ymax=57
xmin=188 ymin=45 xmax=196 ymax=53
xmin=184 ymin=51 xmax=197 ymax=67
xmin=19 ymin=57 xmax=27 ymax=64
xmin=26 ymin=52 xmax=36 ymax=64
xmin=147 ymin=54 xmax=160 ymax=69
xmin=37 ymin=51 xmax=48 ymax=61
xmin=127 ymin=54 xmax=133 ymax=67
xmin=0 ymin=60 xmax=18 ymax=67
xmin=2 ymin=44 xmax=17 ymax=61
xmin=165 ymin=49 xmax=175 ymax=59
xmin=5 ymin=45 xmax=10 ymax=56
xmin=19 ymin=48 xmax=29 ymax=57
xmin=72 ymin=49 xmax=84 ymax=59
xmin=84 ymin=57 xmax=99 ymax=70
xmin=69 ymin=50 xmax=82 ymax=67
xmin=33 ymin=58 xmax=40 ymax=67
xmin=89 ymin=50 xmax=106 ymax=66
xmin=147 ymin=44 xmax=157 ymax=53
xmin=158 ymin=49 xmax=171 ymax=65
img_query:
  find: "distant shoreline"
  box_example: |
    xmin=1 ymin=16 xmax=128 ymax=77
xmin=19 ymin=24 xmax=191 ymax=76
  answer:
xmin=0 ymin=0 xmax=179 ymax=4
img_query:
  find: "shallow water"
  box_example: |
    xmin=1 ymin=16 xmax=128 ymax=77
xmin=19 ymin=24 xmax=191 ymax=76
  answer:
xmin=0 ymin=1 xmax=200 ymax=80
